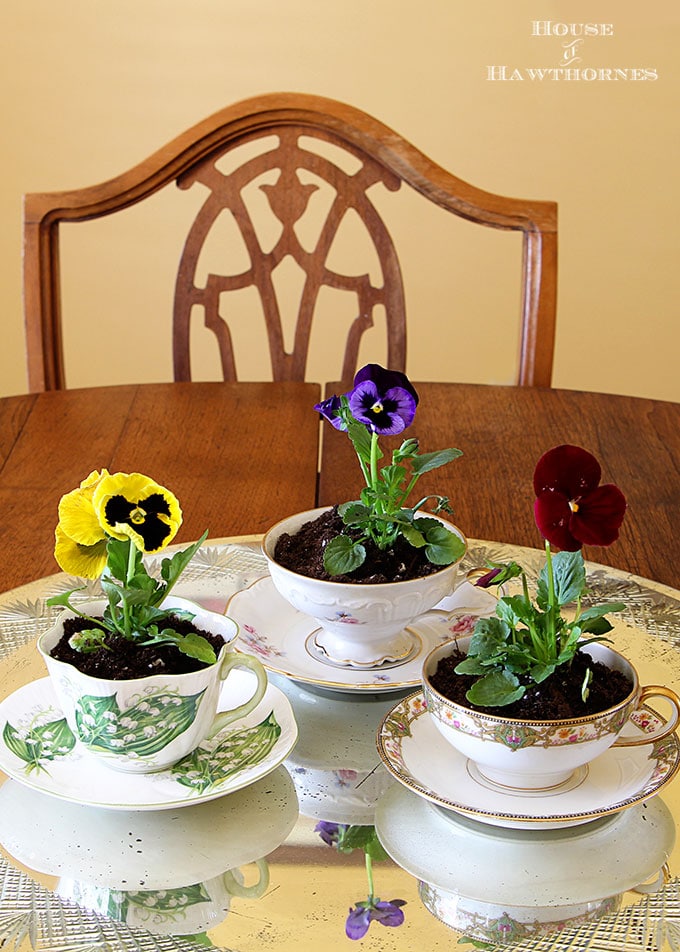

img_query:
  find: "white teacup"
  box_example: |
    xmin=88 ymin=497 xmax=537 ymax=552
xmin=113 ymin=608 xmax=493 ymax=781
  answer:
xmin=263 ymin=507 xmax=467 ymax=667
xmin=422 ymin=638 xmax=680 ymax=790
xmin=38 ymin=596 xmax=267 ymax=773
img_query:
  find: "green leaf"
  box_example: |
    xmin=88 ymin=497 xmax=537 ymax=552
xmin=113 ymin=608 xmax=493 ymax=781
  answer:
xmin=546 ymin=549 xmax=587 ymax=606
xmin=410 ymin=447 xmax=463 ymax=475
xmin=174 ymin=633 xmax=217 ymax=665
xmin=106 ymin=537 xmax=139 ymax=582
xmin=530 ymin=662 xmax=556 ymax=683
xmin=346 ymin=414 xmax=375 ymax=466
xmin=496 ymin=594 xmax=534 ymax=628
xmin=414 ymin=519 xmax=465 ymax=566
xmin=580 ymin=617 xmax=614 ymax=636
xmin=468 ymin=616 xmax=511 ymax=658
xmin=578 ymin=602 xmax=625 ymax=634
xmin=454 ymin=656 xmax=488 ymax=675
xmin=465 ymin=670 xmax=525 ymax=707
xmin=392 ymin=438 xmax=419 ymax=462
xmin=69 ymin=628 xmax=110 ymax=653
xmin=323 ymin=535 xmax=366 ymax=575
xmin=159 ymin=530 xmax=208 ymax=591
xmin=338 ymin=502 xmax=370 ymax=527
xmin=172 ymin=712 xmax=281 ymax=793
xmin=46 ymin=588 xmax=85 ymax=608
xmin=400 ymin=524 xmax=427 ymax=548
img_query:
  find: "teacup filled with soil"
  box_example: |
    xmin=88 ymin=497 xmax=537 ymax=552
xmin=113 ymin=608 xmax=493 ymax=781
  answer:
xmin=263 ymin=507 xmax=467 ymax=667
xmin=422 ymin=637 xmax=680 ymax=790
xmin=39 ymin=596 xmax=267 ymax=773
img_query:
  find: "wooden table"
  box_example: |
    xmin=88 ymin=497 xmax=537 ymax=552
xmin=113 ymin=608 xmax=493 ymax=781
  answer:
xmin=0 ymin=382 xmax=320 ymax=591
xmin=1 ymin=379 xmax=680 ymax=952
xmin=2 ymin=380 xmax=678 ymax=593
xmin=318 ymin=383 xmax=680 ymax=589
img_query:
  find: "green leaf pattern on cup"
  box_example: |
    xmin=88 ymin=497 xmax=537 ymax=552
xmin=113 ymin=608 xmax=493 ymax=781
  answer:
xmin=75 ymin=688 xmax=206 ymax=757
xmin=102 ymin=883 xmax=211 ymax=923
xmin=2 ymin=714 xmax=75 ymax=773
xmin=172 ymin=712 xmax=281 ymax=793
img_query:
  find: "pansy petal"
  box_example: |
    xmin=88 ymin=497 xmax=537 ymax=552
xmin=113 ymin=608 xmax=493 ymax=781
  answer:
xmin=534 ymin=492 xmax=581 ymax=550
xmin=93 ymin=472 xmax=182 ymax=553
xmin=54 ymin=524 xmax=108 ymax=579
xmin=352 ymin=364 xmax=419 ymax=405
xmin=349 ymin=381 xmax=417 ymax=434
xmin=314 ymin=820 xmax=343 ymax=846
xmin=371 ymin=900 xmax=407 ymax=927
xmin=58 ymin=487 xmax=108 ymax=546
xmin=533 ymin=445 xmax=602 ymax=500
xmin=345 ymin=906 xmax=371 ymax=940
xmin=570 ymin=484 xmax=627 ymax=546
xmin=314 ymin=395 xmax=347 ymax=431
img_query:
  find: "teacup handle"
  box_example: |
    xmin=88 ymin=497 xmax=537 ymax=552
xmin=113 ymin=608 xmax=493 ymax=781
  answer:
xmin=222 ymin=859 xmax=270 ymax=898
xmin=613 ymin=686 xmax=680 ymax=748
xmin=208 ymin=653 xmax=268 ymax=737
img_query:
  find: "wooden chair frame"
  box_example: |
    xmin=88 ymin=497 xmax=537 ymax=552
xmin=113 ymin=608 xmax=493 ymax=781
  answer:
xmin=23 ymin=92 xmax=557 ymax=391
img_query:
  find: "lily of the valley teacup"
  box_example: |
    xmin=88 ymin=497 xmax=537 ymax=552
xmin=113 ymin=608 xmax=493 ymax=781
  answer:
xmin=38 ymin=596 xmax=267 ymax=773
xmin=57 ymin=860 xmax=270 ymax=936
xmin=263 ymin=507 xmax=467 ymax=667
xmin=422 ymin=638 xmax=680 ymax=791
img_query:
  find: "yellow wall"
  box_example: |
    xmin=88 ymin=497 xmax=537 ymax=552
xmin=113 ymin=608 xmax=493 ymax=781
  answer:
xmin=2 ymin=0 xmax=678 ymax=400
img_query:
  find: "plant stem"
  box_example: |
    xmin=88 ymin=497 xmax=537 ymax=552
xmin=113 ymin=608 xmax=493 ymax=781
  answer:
xmin=369 ymin=430 xmax=388 ymax=546
xmin=123 ymin=538 xmax=137 ymax=638
xmin=365 ymin=852 xmax=375 ymax=903
xmin=544 ymin=540 xmax=557 ymax=657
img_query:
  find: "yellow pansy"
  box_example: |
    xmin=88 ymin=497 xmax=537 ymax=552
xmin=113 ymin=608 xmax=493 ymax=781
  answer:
xmin=57 ymin=469 xmax=110 ymax=545
xmin=54 ymin=524 xmax=108 ymax=579
xmin=92 ymin=472 xmax=182 ymax=554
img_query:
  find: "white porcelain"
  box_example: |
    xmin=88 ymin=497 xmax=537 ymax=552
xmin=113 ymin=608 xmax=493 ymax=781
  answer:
xmin=0 ymin=766 xmax=297 ymax=937
xmin=376 ymin=689 xmax=680 ymax=829
xmin=422 ymin=638 xmax=680 ymax=790
xmin=376 ymin=783 xmax=674 ymax=944
xmin=57 ymin=860 xmax=270 ymax=936
xmin=271 ymin=672 xmax=398 ymax=823
xmin=229 ymin=575 xmax=497 ymax=693
xmin=37 ymin=596 xmax=268 ymax=773
xmin=262 ymin=507 xmax=467 ymax=667
xmin=0 ymin=672 xmax=298 ymax=810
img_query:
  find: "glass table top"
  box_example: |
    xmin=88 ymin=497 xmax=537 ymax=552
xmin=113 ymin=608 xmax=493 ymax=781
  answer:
xmin=0 ymin=538 xmax=679 ymax=952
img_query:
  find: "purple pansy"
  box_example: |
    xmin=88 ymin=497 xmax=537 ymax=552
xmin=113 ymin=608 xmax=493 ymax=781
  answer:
xmin=314 ymin=394 xmax=347 ymax=431
xmin=348 ymin=364 xmax=419 ymax=435
xmin=533 ymin=444 xmax=627 ymax=550
xmin=314 ymin=820 xmax=344 ymax=847
xmin=474 ymin=566 xmax=503 ymax=588
xmin=345 ymin=899 xmax=407 ymax=940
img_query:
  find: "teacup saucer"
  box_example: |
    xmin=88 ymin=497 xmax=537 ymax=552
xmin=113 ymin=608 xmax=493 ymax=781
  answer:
xmin=228 ymin=576 xmax=497 ymax=693
xmin=375 ymin=783 xmax=675 ymax=904
xmin=0 ymin=672 xmax=298 ymax=811
xmin=376 ymin=692 xmax=680 ymax=829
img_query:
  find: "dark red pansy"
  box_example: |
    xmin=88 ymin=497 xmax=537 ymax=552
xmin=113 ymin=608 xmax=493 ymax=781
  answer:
xmin=533 ymin=444 xmax=627 ymax=550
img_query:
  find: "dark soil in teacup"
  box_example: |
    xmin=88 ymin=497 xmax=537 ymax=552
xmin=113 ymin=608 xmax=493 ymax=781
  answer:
xmin=273 ymin=506 xmax=444 ymax=584
xmin=430 ymin=648 xmax=633 ymax=719
xmin=50 ymin=616 xmax=224 ymax=680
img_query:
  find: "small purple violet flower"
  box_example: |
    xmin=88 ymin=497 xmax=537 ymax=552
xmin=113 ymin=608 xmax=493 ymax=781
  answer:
xmin=314 ymin=395 xmax=347 ymax=431
xmin=315 ymin=820 xmax=407 ymax=940
xmin=314 ymin=820 xmax=345 ymax=847
xmin=345 ymin=899 xmax=406 ymax=940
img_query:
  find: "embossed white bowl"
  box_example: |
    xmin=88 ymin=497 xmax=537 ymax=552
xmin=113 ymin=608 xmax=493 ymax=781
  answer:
xmin=422 ymin=637 xmax=680 ymax=790
xmin=263 ymin=507 xmax=466 ymax=667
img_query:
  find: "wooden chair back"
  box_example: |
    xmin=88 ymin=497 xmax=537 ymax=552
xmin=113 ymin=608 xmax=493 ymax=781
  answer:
xmin=23 ymin=93 xmax=557 ymax=391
